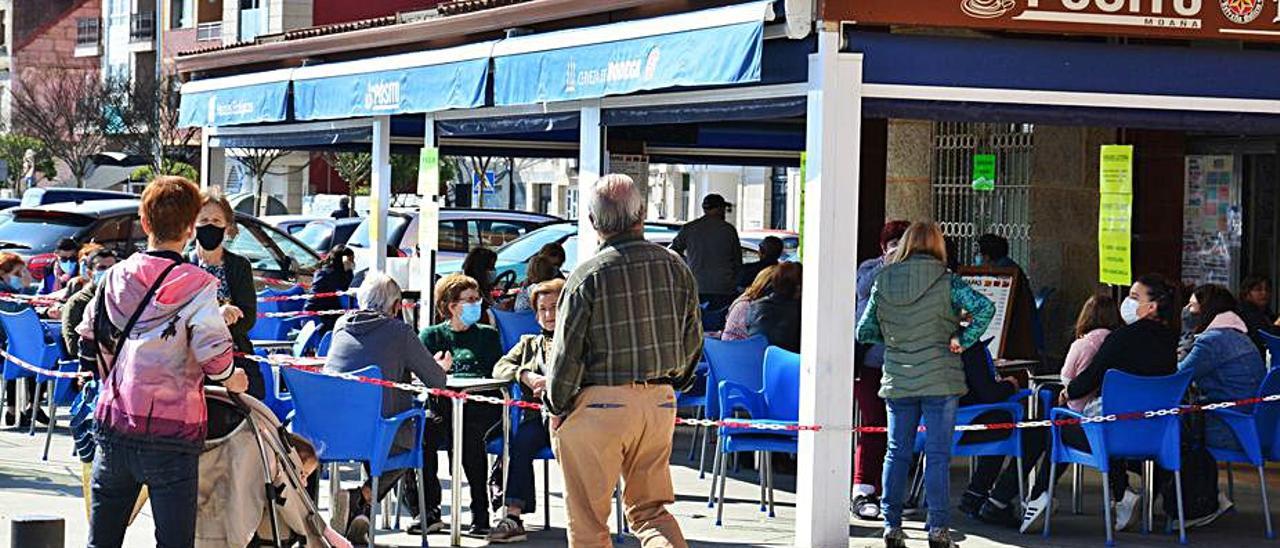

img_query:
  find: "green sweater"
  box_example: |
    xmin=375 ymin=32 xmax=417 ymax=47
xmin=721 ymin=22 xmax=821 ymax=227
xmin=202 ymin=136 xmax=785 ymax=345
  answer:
xmin=856 ymin=255 xmax=994 ymax=399
xmin=418 ymin=322 xmax=502 ymax=378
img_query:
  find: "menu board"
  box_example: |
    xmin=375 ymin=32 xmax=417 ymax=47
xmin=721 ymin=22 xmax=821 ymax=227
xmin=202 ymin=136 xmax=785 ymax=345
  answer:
xmin=958 ymin=267 xmax=1018 ymax=360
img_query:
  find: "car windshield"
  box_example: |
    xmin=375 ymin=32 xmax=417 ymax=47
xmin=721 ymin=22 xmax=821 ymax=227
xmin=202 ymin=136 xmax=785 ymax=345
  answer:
xmin=496 ymin=223 xmax=577 ymax=263
xmin=348 ymin=215 xmax=410 ymax=249
xmin=0 ymin=210 xmax=94 ymax=253
xmin=295 ymin=222 xmax=334 ymax=251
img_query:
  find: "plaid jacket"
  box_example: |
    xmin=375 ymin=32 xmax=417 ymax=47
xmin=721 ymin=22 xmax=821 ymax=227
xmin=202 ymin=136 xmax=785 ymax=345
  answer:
xmin=546 ymin=233 xmax=703 ymax=415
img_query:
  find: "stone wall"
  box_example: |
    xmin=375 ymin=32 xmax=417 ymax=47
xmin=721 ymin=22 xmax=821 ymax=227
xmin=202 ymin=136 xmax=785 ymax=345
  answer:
xmin=884 ymin=119 xmax=933 ymax=222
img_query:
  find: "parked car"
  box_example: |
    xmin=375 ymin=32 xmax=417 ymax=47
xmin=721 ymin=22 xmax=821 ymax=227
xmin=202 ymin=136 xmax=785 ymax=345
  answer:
xmin=739 ymin=229 xmax=800 ymax=262
xmin=347 ymin=208 xmax=560 ymax=272
xmin=262 ymin=214 xmax=326 ymax=236
xmin=0 ymin=199 xmax=20 ymax=211
xmin=294 ymin=218 xmax=362 ymax=255
xmin=20 ymin=187 xmax=136 ymax=208
xmin=0 ymin=199 xmax=320 ymax=288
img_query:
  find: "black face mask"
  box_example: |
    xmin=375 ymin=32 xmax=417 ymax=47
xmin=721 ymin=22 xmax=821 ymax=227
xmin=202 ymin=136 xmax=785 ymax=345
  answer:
xmin=196 ymin=224 xmax=226 ymax=251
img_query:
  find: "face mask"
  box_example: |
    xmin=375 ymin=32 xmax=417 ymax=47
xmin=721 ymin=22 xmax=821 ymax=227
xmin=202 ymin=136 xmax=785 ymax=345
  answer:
xmin=93 ymin=270 xmax=107 ymax=286
xmin=1120 ymin=297 xmax=1142 ymax=325
xmin=7 ymin=275 xmax=22 ymax=290
xmin=195 ymin=224 xmax=226 ymax=251
xmin=59 ymin=260 xmax=77 ymax=275
xmin=459 ymin=301 xmax=483 ymax=327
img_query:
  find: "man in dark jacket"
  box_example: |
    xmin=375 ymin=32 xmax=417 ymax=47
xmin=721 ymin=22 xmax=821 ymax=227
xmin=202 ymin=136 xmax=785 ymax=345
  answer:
xmin=975 ymin=234 xmax=1039 ymax=359
xmin=671 ymin=194 xmax=742 ymax=312
xmin=61 ymin=248 xmax=117 ymax=358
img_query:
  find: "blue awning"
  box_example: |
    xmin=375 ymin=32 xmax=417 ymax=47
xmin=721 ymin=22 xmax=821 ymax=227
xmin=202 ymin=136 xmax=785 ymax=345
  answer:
xmin=291 ymin=42 xmax=493 ymax=121
xmin=491 ymin=1 xmax=773 ymax=106
xmin=178 ymin=69 xmax=294 ymax=127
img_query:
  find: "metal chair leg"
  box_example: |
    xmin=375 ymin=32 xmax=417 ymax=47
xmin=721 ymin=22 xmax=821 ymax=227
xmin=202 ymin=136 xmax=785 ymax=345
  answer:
xmin=416 ymin=465 xmax=429 ymax=548
xmin=370 ymin=475 xmax=380 ymax=548
xmin=1045 ymin=461 xmax=1057 ymax=538
xmin=1174 ymin=470 xmax=1187 ymax=545
xmin=329 ymin=462 xmax=341 ymax=511
xmin=391 ymin=480 xmax=402 ymax=530
xmin=1072 ymin=464 xmax=1082 ymax=514
xmin=757 ymin=451 xmax=766 ymax=512
xmin=1228 ymin=463 xmax=1236 ymax=502
xmin=716 ymin=453 xmax=729 ymax=527
xmin=614 ymin=481 xmax=626 ymax=543
xmin=687 ymin=407 xmax=701 ymax=461
xmin=766 ymin=453 xmax=776 ymax=518
xmin=544 ymin=460 xmax=551 ymax=530
xmin=1016 ymin=455 xmax=1026 ymax=506
xmin=1143 ymin=461 xmax=1154 ymax=535
xmin=1102 ymin=468 xmax=1115 ymax=547
xmin=42 ymin=381 xmax=55 ymax=461
xmin=28 ymin=379 xmax=40 ymax=435
xmin=1259 ymin=465 xmax=1274 ymax=539
xmin=707 ymin=437 xmax=723 ymax=507
xmin=698 ymin=425 xmax=711 ymax=479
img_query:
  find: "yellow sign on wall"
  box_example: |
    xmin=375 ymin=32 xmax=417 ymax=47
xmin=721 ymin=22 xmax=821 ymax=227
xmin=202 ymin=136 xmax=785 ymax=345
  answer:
xmin=1098 ymin=145 xmax=1133 ymax=286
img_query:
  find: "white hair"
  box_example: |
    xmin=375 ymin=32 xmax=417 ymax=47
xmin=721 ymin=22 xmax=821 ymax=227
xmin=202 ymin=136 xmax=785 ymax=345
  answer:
xmin=357 ymin=272 xmax=402 ymax=316
xmin=589 ymin=174 xmax=645 ymax=237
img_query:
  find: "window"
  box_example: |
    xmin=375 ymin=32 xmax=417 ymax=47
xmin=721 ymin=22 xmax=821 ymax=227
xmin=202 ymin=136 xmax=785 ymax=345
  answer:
xmin=931 ymin=122 xmax=1033 ymax=267
xmin=76 ymin=18 xmax=100 ymax=48
xmin=225 ymin=223 xmax=280 ymax=273
xmin=170 ymin=0 xmax=194 ymax=29
xmin=87 ymin=216 xmax=135 ymax=254
xmin=257 ymin=223 xmax=320 ymax=274
xmin=439 ymin=220 xmax=468 ymax=252
xmin=470 ymin=220 xmax=533 ymax=249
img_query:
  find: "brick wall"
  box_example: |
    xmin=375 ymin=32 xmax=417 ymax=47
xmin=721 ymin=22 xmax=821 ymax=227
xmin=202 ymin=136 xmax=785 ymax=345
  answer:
xmin=12 ymin=0 xmax=100 ymax=91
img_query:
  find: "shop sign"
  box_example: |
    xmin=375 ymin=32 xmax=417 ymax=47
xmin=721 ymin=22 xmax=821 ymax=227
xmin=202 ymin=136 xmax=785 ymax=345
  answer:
xmin=828 ymin=0 xmax=1280 ymax=42
xmin=1098 ymin=145 xmax=1133 ymax=286
xmin=972 ymin=154 xmax=996 ymax=191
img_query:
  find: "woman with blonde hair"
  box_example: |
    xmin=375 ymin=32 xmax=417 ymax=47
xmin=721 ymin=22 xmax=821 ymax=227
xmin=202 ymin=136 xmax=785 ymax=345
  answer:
xmin=721 ymin=265 xmax=776 ymax=340
xmin=857 ymin=222 xmax=994 ymax=548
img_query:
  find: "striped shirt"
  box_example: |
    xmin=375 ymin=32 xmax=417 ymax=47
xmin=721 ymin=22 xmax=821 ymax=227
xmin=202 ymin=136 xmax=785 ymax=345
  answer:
xmin=545 ymin=233 xmax=704 ymax=415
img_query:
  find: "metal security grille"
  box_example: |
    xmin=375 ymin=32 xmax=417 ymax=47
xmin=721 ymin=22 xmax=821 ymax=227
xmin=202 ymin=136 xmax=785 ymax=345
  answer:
xmin=931 ymin=122 xmax=1034 ymax=267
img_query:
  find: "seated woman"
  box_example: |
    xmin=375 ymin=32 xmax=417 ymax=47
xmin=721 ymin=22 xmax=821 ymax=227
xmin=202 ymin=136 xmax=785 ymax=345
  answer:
xmin=324 ymin=272 xmax=448 ymax=543
xmin=418 ymin=273 xmax=504 ymax=535
xmin=722 ymin=265 xmax=775 ymax=341
xmin=462 ymin=247 xmax=500 ymax=322
xmin=512 ymin=255 xmax=559 ymax=313
xmin=305 ymin=245 xmax=355 ymax=332
xmin=487 ymin=278 xmax=564 ymax=543
xmin=1181 ymin=285 xmax=1266 ymax=452
xmin=747 ymin=262 xmax=802 ymax=352
xmin=0 ymin=252 xmax=38 ymax=427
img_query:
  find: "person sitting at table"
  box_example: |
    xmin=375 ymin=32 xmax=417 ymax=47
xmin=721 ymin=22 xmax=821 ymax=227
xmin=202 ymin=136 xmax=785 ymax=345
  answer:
xmin=0 ymin=252 xmax=38 ymax=427
xmin=324 ymin=272 xmax=448 ymax=543
xmin=747 ymin=262 xmax=802 ymax=352
xmin=304 ymin=244 xmax=355 ymax=333
xmin=60 ymin=246 xmax=116 ymax=360
xmin=965 ymin=293 xmax=1121 ymax=528
xmin=722 ymin=265 xmax=775 ymax=341
xmin=462 ymin=247 xmax=500 ymax=322
xmin=418 ymin=273 xmax=504 ymax=536
xmin=513 ymin=255 xmax=559 ymax=313
xmin=40 ymin=237 xmax=81 ymax=295
xmin=487 ymin=278 xmax=564 ymax=543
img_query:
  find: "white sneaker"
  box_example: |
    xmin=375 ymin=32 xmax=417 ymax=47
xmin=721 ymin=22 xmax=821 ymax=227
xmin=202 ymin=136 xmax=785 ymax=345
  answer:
xmin=1113 ymin=489 xmax=1141 ymax=532
xmin=1019 ymin=491 xmax=1051 ymax=534
xmin=1183 ymin=493 xmax=1235 ymax=529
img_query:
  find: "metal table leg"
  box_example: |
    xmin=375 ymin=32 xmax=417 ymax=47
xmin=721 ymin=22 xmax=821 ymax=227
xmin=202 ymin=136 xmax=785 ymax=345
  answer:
xmin=451 ymin=396 xmax=465 ymax=546
xmin=1144 ymin=460 xmax=1155 ymax=535
xmin=500 ymin=386 xmax=511 ymax=520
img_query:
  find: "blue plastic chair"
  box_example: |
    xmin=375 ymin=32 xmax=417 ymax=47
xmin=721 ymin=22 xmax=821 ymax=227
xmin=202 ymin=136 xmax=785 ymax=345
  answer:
xmin=282 ymin=365 xmax=428 ymax=547
xmin=316 ymin=332 xmax=333 ymax=358
xmin=677 ymin=360 xmax=711 ymax=475
xmin=702 ymin=336 xmax=770 ymax=501
xmin=38 ymin=358 xmax=79 ymax=460
xmin=250 ymin=285 xmax=306 ymax=341
xmin=491 ymin=309 xmax=540 ymax=353
xmin=484 ymin=381 xmax=626 ymax=540
xmin=0 ymin=308 xmax=61 ymax=434
xmin=256 ymin=359 xmax=293 ymax=423
xmin=291 ymin=321 xmax=323 ymax=358
xmin=1205 ymin=367 xmax=1280 ymax=538
xmin=1045 ymin=369 xmax=1193 ymax=545
xmin=710 ymin=346 xmax=801 ymax=525
xmin=1259 ymin=330 xmax=1280 ymax=366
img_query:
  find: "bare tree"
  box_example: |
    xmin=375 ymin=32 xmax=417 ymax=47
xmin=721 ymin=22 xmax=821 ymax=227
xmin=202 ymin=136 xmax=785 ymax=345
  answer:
xmin=118 ymin=73 xmax=199 ymax=171
xmin=9 ymin=70 xmax=122 ymax=187
xmin=229 ymin=147 xmax=289 ymax=216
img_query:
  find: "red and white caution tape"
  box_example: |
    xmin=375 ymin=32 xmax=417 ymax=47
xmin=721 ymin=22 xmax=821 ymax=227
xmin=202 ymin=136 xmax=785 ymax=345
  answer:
xmin=258 ymin=309 xmax=352 ymax=319
xmin=258 ymin=290 xmax=355 ymax=303
xmin=0 ymin=292 xmax=63 ymax=306
xmin=0 ymin=348 xmax=88 ymax=379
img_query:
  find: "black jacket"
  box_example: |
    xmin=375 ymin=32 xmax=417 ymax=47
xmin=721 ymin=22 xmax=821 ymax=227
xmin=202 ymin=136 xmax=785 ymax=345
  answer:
xmin=960 ymin=342 xmax=1017 ymax=406
xmin=1066 ymin=319 xmax=1177 ymax=400
xmin=1238 ymin=302 xmax=1278 ymax=352
xmin=221 ymin=251 xmax=257 ymax=356
xmin=747 ymin=294 xmax=801 ymax=353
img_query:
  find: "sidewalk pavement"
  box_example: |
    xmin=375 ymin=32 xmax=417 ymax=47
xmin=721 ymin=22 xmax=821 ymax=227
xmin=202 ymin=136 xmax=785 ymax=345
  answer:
xmin=0 ymin=420 xmax=1275 ymax=547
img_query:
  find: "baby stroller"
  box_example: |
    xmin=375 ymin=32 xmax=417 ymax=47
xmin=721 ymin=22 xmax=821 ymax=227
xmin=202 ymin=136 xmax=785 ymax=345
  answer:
xmin=198 ymin=387 xmax=349 ymax=548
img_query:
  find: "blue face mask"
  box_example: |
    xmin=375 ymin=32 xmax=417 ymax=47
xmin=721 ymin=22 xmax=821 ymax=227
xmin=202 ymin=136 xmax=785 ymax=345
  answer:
xmin=460 ymin=301 xmax=483 ymax=327
xmin=92 ymin=270 xmax=107 ymax=286
xmin=7 ymin=275 xmax=22 ymax=290
xmin=59 ymin=260 xmax=77 ymax=275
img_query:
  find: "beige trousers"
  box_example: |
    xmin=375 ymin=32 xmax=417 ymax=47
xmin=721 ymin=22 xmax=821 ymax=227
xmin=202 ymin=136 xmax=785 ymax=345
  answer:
xmin=552 ymin=384 xmax=688 ymax=548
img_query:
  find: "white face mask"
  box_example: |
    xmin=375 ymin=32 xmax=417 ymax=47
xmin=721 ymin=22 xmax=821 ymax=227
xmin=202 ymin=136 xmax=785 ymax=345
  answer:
xmin=1120 ymin=297 xmax=1142 ymax=325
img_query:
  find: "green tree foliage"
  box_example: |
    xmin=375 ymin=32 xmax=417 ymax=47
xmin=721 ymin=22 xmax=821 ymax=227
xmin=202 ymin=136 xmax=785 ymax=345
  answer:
xmin=0 ymin=135 xmax=56 ymax=188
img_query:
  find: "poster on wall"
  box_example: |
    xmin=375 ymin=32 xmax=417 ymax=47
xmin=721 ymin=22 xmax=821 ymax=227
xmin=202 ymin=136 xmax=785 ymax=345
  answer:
xmin=1182 ymin=155 xmax=1241 ymax=288
xmin=608 ymin=154 xmax=650 ymax=198
xmin=1098 ymin=145 xmax=1134 ymax=286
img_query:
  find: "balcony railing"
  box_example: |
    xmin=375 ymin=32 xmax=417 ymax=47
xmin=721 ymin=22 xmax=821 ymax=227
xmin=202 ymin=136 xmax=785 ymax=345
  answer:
xmin=129 ymin=12 xmax=155 ymax=43
xmin=76 ymin=17 xmax=100 ymax=48
xmin=196 ymin=21 xmax=222 ymax=42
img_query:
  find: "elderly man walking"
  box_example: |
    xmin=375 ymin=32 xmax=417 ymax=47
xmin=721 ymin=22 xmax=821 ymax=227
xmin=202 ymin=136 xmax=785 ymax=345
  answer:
xmin=546 ymin=174 xmax=703 ymax=548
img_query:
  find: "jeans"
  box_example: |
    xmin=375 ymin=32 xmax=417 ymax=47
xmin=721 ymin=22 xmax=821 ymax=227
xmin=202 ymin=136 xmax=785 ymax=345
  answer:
xmin=504 ymin=418 xmax=551 ymax=512
xmin=89 ymin=439 xmax=199 ymax=548
xmin=882 ymin=395 xmax=958 ymax=532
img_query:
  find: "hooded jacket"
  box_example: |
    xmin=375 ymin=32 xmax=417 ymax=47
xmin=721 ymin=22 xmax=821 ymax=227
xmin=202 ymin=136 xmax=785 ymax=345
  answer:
xmin=77 ymin=252 xmax=235 ymax=453
xmin=857 ymin=255 xmax=993 ymax=399
xmin=326 ymin=310 xmax=447 ymax=421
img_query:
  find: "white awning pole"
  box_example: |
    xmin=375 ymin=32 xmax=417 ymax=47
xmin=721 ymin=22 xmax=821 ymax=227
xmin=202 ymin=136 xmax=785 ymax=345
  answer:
xmin=577 ymin=100 xmax=602 ymax=258
xmin=370 ymin=115 xmax=392 ymax=274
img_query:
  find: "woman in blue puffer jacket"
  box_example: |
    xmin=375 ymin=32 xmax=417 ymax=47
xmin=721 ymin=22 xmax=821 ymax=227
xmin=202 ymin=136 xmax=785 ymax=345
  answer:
xmin=1180 ymin=284 xmax=1267 ymax=451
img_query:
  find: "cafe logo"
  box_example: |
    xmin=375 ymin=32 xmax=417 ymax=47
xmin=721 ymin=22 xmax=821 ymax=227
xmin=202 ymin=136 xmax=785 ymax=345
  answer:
xmin=1220 ymin=0 xmax=1265 ymax=23
xmin=643 ymin=48 xmax=661 ymax=80
xmin=961 ymin=0 xmax=1015 ymax=19
xmin=364 ymin=80 xmax=401 ymax=111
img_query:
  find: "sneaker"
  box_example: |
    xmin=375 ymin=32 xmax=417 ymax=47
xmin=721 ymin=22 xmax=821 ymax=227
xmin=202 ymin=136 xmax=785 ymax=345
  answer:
xmin=1019 ymin=491 xmax=1051 ymax=534
xmin=468 ymin=520 xmax=492 ymax=537
xmin=487 ymin=516 xmax=528 ymax=543
xmin=959 ymin=489 xmax=987 ymax=517
xmin=928 ymin=527 xmax=958 ymax=548
xmin=1113 ymin=489 xmax=1141 ymax=532
xmin=1183 ymin=493 xmax=1234 ymax=529
xmin=407 ymin=509 xmax=445 ymax=535
xmin=345 ymin=515 xmax=371 ymax=545
xmin=851 ymin=494 xmax=882 ymax=521
xmin=977 ymin=499 xmax=1020 ymax=529
xmin=883 ymin=527 xmax=908 ymax=548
